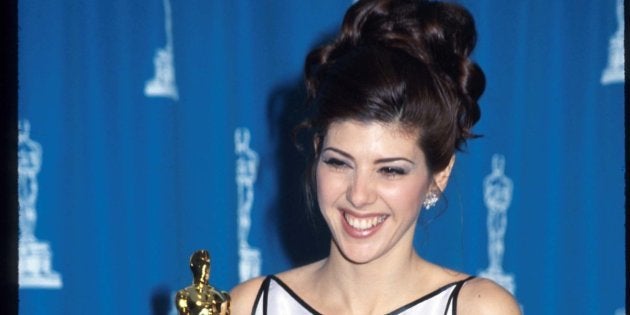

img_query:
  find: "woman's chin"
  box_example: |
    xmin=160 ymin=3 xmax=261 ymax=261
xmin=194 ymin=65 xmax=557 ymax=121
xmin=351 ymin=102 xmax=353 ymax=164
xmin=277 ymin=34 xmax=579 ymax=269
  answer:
xmin=333 ymin=241 xmax=386 ymax=265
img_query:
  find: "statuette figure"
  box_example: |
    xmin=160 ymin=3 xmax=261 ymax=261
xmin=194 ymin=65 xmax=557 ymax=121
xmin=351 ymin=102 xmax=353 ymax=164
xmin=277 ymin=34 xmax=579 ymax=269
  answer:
xmin=175 ymin=250 xmax=230 ymax=315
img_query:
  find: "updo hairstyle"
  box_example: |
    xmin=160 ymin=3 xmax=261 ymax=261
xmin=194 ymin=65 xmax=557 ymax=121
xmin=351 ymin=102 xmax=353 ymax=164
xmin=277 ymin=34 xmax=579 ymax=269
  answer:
xmin=299 ymin=0 xmax=486 ymax=207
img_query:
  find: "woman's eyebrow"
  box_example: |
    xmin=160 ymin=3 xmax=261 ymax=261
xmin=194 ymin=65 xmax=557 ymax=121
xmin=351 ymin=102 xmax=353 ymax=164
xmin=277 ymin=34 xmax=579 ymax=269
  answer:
xmin=321 ymin=147 xmax=353 ymax=160
xmin=374 ymin=157 xmax=415 ymax=165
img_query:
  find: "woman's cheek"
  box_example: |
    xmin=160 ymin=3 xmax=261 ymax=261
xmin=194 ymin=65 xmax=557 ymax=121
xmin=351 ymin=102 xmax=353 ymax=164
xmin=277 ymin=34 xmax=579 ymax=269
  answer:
xmin=317 ymin=167 xmax=342 ymax=203
xmin=380 ymin=179 xmax=425 ymax=210
xmin=315 ymin=171 xmax=329 ymax=216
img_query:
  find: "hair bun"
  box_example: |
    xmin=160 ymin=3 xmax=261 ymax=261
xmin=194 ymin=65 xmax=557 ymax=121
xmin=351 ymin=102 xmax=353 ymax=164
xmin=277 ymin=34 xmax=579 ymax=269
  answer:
xmin=354 ymin=0 xmax=485 ymax=140
xmin=307 ymin=0 xmax=485 ymax=111
xmin=304 ymin=0 xmax=486 ymax=154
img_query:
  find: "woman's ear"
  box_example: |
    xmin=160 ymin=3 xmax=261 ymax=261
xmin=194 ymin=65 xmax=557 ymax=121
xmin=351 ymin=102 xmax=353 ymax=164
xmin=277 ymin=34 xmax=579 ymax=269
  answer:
xmin=433 ymin=155 xmax=455 ymax=192
xmin=313 ymin=135 xmax=322 ymax=156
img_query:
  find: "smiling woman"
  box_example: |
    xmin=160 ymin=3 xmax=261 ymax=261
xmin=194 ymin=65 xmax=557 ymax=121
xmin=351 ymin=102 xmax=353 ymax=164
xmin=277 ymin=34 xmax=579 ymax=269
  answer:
xmin=230 ymin=0 xmax=520 ymax=314
xmin=316 ymin=121 xmax=438 ymax=265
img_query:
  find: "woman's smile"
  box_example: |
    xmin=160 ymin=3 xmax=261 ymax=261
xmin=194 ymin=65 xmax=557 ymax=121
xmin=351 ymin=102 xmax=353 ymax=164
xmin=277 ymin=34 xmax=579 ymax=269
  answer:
xmin=340 ymin=208 xmax=389 ymax=238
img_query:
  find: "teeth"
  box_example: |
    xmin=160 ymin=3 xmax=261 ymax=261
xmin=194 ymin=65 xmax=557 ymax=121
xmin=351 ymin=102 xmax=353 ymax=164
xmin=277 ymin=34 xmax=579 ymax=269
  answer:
xmin=344 ymin=213 xmax=386 ymax=230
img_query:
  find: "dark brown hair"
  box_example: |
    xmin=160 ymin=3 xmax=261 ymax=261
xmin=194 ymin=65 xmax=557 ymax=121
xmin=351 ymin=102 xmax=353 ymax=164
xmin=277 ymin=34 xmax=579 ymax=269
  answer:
xmin=299 ymin=0 xmax=485 ymax=208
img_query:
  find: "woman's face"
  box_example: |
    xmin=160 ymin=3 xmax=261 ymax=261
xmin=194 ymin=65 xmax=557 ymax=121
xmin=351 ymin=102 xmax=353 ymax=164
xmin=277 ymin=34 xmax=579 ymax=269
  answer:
xmin=316 ymin=120 xmax=449 ymax=264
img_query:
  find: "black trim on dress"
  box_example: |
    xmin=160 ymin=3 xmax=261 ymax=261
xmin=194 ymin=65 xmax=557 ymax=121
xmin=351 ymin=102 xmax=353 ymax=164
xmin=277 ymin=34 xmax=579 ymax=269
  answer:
xmin=388 ymin=276 xmax=475 ymax=315
xmin=252 ymin=274 xmax=476 ymax=315
xmin=446 ymin=276 xmax=476 ymax=315
xmin=250 ymin=276 xmax=271 ymax=315
xmin=268 ymin=275 xmax=323 ymax=314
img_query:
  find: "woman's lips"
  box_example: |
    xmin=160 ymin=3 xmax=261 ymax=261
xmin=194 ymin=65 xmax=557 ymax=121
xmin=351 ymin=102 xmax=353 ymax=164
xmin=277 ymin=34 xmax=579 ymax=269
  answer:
xmin=340 ymin=209 xmax=388 ymax=238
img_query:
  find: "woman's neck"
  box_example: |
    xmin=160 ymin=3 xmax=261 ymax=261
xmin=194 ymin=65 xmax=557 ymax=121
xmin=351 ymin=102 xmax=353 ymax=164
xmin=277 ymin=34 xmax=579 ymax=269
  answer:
xmin=314 ymin=242 xmax=428 ymax=314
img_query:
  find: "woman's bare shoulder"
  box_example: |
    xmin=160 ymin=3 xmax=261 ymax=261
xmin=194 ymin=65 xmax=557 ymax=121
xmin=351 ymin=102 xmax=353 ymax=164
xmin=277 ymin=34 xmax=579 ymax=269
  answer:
xmin=229 ymin=276 xmax=266 ymax=315
xmin=457 ymin=277 xmax=521 ymax=315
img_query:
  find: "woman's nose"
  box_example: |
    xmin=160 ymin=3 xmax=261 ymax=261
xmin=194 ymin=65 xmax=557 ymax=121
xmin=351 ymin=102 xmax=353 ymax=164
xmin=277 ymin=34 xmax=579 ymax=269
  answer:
xmin=346 ymin=171 xmax=376 ymax=208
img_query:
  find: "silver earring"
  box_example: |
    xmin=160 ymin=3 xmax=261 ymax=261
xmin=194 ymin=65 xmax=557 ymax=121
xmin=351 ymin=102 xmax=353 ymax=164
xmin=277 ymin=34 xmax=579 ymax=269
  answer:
xmin=423 ymin=191 xmax=439 ymax=209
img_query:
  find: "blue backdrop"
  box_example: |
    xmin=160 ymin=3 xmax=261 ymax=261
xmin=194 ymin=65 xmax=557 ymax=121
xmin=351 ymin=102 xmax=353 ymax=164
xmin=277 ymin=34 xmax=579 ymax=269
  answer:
xmin=18 ymin=0 xmax=625 ymax=314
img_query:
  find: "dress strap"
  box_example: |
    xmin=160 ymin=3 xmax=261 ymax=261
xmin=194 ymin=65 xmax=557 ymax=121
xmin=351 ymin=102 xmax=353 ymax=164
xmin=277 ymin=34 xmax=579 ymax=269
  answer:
xmin=444 ymin=276 xmax=476 ymax=315
xmin=251 ymin=276 xmax=272 ymax=315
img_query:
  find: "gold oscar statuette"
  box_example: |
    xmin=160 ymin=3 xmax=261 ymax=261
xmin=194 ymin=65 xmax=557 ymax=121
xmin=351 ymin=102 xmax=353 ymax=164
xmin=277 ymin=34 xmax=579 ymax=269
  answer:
xmin=175 ymin=250 xmax=231 ymax=315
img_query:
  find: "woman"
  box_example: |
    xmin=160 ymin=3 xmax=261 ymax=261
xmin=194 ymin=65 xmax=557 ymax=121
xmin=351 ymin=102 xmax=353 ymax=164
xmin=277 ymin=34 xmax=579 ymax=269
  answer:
xmin=232 ymin=0 xmax=521 ymax=314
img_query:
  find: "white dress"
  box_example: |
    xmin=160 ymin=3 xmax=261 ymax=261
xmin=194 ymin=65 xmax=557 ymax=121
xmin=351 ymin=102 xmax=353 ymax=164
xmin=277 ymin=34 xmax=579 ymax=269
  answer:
xmin=251 ymin=275 xmax=475 ymax=315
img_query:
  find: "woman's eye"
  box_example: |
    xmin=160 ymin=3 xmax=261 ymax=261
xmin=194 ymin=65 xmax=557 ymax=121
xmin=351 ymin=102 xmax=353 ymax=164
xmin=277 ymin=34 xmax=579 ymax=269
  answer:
xmin=379 ymin=167 xmax=406 ymax=176
xmin=323 ymin=158 xmax=348 ymax=169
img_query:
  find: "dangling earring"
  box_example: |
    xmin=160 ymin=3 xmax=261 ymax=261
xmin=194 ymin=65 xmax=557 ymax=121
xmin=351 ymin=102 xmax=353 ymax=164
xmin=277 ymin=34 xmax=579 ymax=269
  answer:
xmin=423 ymin=191 xmax=439 ymax=209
